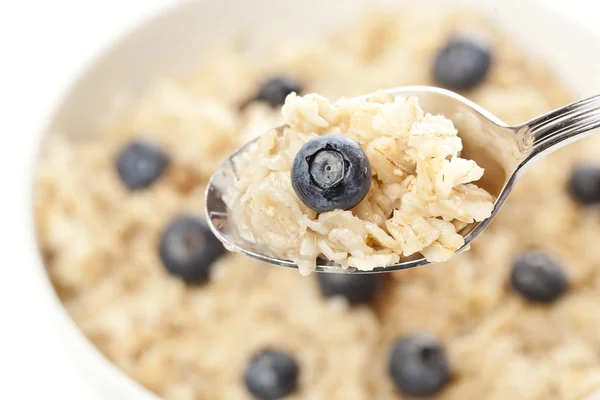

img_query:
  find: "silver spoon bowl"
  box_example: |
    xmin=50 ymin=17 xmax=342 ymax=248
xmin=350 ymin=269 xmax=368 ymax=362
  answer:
xmin=205 ymin=86 xmax=600 ymax=273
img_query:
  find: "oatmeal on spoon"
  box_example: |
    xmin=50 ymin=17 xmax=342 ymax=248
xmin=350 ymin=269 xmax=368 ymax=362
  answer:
xmin=206 ymin=87 xmax=600 ymax=274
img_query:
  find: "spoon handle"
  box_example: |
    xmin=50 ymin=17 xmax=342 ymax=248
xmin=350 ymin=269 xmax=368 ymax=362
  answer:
xmin=523 ymin=94 xmax=600 ymax=156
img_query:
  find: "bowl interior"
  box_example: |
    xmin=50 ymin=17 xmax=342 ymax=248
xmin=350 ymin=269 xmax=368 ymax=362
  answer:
xmin=37 ymin=0 xmax=600 ymax=399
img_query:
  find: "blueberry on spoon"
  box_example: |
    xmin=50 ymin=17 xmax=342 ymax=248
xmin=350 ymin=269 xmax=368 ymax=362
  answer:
xmin=159 ymin=215 xmax=225 ymax=284
xmin=291 ymin=134 xmax=371 ymax=213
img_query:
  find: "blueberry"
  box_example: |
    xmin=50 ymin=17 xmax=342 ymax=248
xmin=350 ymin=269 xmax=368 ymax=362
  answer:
xmin=510 ymin=250 xmax=568 ymax=303
xmin=116 ymin=140 xmax=170 ymax=190
xmin=291 ymin=134 xmax=371 ymax=213
xmin=389 ymin=334 xmax=451 ymax=397
xmin=244 ymin=349 xmax=299 ymax=400
xmin=433 ymin=36 xmax=492 ymax=90
xmin=158 ymin=215 xmax=225 ymax=284
xmin=255 ymin=76 xmax=303 ymax=107
xmin=317 ymin=273 xmax=382 ymax=305
xmin=568 ymin=165 xmax=600 ymax=205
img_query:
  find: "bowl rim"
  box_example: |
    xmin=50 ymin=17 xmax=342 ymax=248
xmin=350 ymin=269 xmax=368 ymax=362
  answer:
xmin=26 ymin=0 xmax=600 ymax=399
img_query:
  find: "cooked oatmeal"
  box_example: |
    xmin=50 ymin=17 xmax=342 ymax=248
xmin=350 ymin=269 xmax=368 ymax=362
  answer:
xmin=226 ymin=93 xmax=494 ymax=274
xmin=35 ymin=9 xmax=600 ymax=400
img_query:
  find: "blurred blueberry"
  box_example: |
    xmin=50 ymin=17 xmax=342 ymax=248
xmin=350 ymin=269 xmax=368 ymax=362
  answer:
xmin=116 ymin=139 xmax=170 ymax=190
xmin=255 ymin=76 xmax=303 ymax=107
xmin=433 ymin=36 xmax=492 ymax=90
xmin=244 ymin=349 xmax=299 ymax=400
xmin=568 ymin=165 xmax=600 ymax=205
xmin=159 ymin=215 xmax=225 ymax=284
xmin=317 ymin=273 xmax=382 ymax=305
xmin=511 ymin=250 xmax=568 ymax=303
xmin=389 ymin=334 xmax=451 ymax=397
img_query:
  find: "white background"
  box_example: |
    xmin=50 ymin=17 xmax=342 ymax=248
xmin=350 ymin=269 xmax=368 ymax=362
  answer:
xmin=0 ymin=0 xmax=598 ymax=398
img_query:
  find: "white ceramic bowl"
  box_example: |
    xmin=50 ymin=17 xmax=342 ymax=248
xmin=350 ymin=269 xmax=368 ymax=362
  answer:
xmin=29 ymin=0 xmax=600 ymax=399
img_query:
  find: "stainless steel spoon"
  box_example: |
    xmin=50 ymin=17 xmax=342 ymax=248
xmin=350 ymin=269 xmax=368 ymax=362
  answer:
xmin=205 ymin=86 xmax=600 ymax=273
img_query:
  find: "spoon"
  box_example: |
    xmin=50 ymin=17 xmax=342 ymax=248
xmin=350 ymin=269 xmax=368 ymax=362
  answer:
xmin=205 ymin=86 xmax=600 ymax=273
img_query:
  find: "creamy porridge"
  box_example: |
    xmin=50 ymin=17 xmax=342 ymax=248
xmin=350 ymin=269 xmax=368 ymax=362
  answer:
xmin=35 ymin=10 xmax=600 ymax=400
